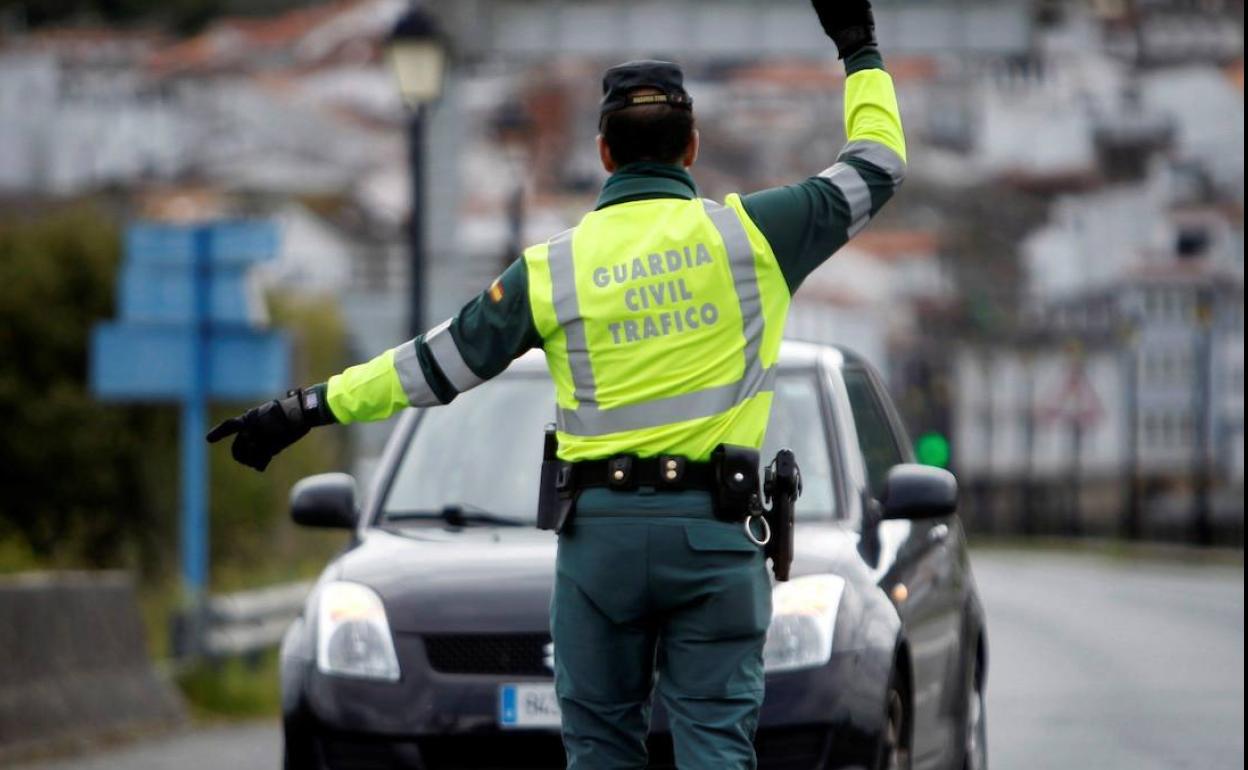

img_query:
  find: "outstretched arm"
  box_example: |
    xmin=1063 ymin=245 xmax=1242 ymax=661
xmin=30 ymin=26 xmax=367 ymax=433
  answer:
xmin=325 ymin=258 xmax=540 ymax=422
xmin=741 ymin=0 xmax=906 ymax=293
xmin=209 ymin=258 xmax=541 ymax=470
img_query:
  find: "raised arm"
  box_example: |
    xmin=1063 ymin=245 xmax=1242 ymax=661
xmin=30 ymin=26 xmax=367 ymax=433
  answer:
xmin=208 ymin=258 xmax=541 ymax=471
xmin=740 ymin=0 xmax=906 ymax=293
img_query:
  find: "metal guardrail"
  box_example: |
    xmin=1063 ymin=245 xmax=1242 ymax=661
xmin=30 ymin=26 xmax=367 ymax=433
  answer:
xmin=197 ymin=581 xmax=313 ymax=658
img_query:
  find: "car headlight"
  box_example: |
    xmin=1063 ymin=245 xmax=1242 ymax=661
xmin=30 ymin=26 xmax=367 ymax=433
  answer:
xmin=763 ymin=574 xmax=846 ymax=673
xmin=316 ymin=581 xmax=401 ymax=681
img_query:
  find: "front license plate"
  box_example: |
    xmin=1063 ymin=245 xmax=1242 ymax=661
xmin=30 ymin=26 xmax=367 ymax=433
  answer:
xmin=499 ymin=683 xmax=562 ymax=729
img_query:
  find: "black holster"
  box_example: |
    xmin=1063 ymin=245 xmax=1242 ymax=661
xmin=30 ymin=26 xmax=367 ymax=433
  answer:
xmin=763 ymin=449 xmax=802 ymax=582
xmin=536 ymin=425 xmax=575 ymax=532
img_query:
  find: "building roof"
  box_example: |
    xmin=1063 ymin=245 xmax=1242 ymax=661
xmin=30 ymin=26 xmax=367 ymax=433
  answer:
xmin=146 ymin=0 xmax=400 ymax=77
xmin=2 ymin=25 xmax=166 ymax=63
xmin=850 ymin=230 xmax=940 ymax=262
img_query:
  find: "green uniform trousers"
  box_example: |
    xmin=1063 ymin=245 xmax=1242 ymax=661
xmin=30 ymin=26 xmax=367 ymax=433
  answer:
xmin=551 ymin=509 xmax=772 ymax=770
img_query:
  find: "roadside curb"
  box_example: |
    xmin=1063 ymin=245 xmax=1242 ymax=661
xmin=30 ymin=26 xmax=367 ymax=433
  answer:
xmin=968 ymin=536 xmax=1245 ymax=567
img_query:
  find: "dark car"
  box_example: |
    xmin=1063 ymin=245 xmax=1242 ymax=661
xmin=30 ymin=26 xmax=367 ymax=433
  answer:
xmin=280 ymin=341 xmax=988 ymax=770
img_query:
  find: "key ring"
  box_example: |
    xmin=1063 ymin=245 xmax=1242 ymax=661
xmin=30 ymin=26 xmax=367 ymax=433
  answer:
xmin=744 ymin=514 xmax=771 ymax=547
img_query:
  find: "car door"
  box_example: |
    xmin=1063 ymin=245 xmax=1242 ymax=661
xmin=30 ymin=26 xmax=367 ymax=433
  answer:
xmin=842 ymin=366 xmax=962 ymax=767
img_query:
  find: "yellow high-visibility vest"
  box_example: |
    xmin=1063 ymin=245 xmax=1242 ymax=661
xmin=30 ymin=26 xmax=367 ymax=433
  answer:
xmin=525 ymin=195 xmax=791 ymax=462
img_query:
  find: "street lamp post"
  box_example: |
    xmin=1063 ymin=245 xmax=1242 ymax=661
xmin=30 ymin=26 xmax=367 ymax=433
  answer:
xmin=493 ymin=101 xmax=535 ymax=273
xmin=387 ymin=6 xmax=447 ymax=338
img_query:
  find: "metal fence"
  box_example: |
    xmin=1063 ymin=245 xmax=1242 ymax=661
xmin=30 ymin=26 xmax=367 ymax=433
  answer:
xmin=174 ymin=581 xmax=312 ymax=660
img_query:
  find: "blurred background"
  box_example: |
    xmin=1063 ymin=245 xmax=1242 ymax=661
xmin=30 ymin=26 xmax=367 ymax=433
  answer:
xmin=0 ymin=0 xmax=1242 ymax=767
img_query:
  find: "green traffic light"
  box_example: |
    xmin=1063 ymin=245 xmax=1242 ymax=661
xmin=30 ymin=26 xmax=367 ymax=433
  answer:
xmin=916 ymin=432 xmax=950 ymax=468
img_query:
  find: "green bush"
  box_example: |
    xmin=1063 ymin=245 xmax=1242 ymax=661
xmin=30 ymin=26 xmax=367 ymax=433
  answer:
xmin=0 ymin=204 xmax=351 ymax=591
xmin=0 ymin=205 xmax=177 ymax=574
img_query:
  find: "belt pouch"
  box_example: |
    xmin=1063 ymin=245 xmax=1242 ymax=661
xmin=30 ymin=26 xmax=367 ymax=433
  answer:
xmin=710 ymin=444 xmax=761 ymax=522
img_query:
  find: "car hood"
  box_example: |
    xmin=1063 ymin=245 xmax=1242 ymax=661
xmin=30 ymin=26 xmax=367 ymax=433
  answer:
xmin=339 ymin=520 xmax=879 ymax=634
xmin=338 ymin=526 xmax=558 ymax=633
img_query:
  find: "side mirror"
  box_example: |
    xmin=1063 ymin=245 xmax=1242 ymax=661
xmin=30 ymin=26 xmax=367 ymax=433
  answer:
xmin=880 ymin=464 xmax=957 ymax=521
xmin=290 ymin=473 xmax=358 ymax=529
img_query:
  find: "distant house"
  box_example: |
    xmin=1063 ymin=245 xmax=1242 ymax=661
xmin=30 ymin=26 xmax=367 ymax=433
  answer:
xmin=0 ymin=1 xmax=425 ymax=362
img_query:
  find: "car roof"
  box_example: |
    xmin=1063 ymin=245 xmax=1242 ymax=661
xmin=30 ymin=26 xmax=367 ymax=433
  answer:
xmin=507 ymin=339 xmax=860 ymax=373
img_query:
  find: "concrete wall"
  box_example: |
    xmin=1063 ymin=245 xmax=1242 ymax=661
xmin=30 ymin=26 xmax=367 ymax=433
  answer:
xmin=0 ymin=572 xmax=185 ymax=763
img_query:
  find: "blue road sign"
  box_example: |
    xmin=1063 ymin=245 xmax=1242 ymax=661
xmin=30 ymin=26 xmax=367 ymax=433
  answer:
xmin=120 ymin=221 xmax=278 ymax=325
xmin=125 ymin=221 xmax=279 ymax=265
xmin=119 ymin=261 xmax=259 ymax=325
xmin=91 ymin=324 xmax=289 ymax=401
xmin=90 ymin=220 xmax=288 ymax=608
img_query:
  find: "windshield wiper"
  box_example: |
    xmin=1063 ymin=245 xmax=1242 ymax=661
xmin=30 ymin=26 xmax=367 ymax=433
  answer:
xmin=386 ymin=503 xmax=525 ymax=528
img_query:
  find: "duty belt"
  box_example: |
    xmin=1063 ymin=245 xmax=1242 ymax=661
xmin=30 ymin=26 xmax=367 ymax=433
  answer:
xmin=559 ymin=455 xmax=716 ymax=493
xmin=536 ymin=424 xmax=774 ymax=537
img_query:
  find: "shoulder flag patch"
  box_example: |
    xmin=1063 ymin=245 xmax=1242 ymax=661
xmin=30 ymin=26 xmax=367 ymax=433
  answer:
xmin=488 ymin=277 xmax=505 ymax=303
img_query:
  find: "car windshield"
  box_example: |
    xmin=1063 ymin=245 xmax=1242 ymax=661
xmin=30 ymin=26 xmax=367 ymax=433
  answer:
xmin=381 ymin=369 xmax=838 ymax=525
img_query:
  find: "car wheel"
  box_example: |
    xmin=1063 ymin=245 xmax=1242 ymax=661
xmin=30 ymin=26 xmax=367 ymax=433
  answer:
xmin=875 ymin=665 xmax=912 ymax=770
xmin=283 ymin=715 xmax=317 ymax=770
xmin=963 ymin=645 xmax=988 ymax=770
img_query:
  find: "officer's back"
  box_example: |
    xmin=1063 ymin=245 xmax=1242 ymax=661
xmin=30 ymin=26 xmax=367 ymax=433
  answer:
xmin=209 ymin=2 xmax=905 ymax=767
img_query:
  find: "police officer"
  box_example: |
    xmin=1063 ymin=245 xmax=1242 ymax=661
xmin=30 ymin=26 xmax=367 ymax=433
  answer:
xmin=209 ymin=1 xmax=904 ymax=766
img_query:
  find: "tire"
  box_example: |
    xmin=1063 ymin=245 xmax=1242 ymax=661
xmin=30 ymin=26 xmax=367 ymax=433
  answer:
xmin=962 ymin=643 xmax=988 ymax=770
xmin=874 ymin=663 xmax=912 ymax=770
xmin=283 ymin=714 xmax=318 ymax=770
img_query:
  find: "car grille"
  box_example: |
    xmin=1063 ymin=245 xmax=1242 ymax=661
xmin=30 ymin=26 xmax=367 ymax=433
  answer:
xmin=422 ymin=633 xmax=551 ymax=676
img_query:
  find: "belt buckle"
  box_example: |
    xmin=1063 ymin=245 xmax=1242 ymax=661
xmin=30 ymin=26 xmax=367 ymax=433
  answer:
xmin=607 ymin=455 xmax=636 ymax=490
xmin=657 ymin=455 xmax=686 ymax=489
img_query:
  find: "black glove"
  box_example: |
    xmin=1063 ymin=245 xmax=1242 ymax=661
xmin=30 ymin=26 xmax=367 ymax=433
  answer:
xmin=206 ymin=386 xmax=334 ymax=472
xmin=810 ymin=0 xmax=877 ymax=59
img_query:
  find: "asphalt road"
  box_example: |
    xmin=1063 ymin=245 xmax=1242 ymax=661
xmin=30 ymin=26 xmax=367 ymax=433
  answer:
xmin=20 ymin=549 xmax=1245 ymax=770
xmin=975 ymin=548 xmax=1244 ymax=770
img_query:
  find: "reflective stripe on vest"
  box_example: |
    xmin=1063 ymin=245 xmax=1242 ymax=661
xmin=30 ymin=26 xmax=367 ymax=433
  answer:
xmin=544 ymin=198 xmax=776 ymax=438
